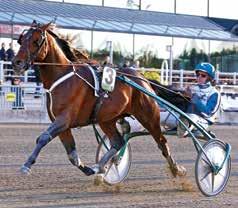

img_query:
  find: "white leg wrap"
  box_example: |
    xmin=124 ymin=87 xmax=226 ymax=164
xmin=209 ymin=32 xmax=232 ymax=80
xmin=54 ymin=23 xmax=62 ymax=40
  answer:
xmin=68 ymin=150 xmax=82 ymax=167
xmin=91 ymin=164 xmax=100 ymax=174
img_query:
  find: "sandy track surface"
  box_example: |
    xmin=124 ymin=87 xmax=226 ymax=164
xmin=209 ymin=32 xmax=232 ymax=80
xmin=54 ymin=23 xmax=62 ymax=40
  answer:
xmin=0 ymin=124 xmax=237 ymax=208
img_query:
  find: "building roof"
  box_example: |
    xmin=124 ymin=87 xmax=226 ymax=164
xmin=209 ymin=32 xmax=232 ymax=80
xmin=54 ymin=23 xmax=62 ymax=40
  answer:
xmin=0 ymin=0 xmax=238 ymax=42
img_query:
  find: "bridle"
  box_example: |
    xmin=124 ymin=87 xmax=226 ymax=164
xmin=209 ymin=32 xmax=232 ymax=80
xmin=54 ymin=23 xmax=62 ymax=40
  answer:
xmin=18 ymin=27 xmax=47 ymax=68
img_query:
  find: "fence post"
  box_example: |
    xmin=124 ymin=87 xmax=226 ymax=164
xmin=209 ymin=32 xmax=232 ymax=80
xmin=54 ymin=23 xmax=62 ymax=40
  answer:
xmin=215 ymin=70 xmax=220 ymax=85
xmin=180 ymin=69 xmax=184 ymax=89
xmin=0 ymin=61 xmax=3 ymax=82
xmin=160 ymin=67 xmax=164 ymax=84
xmin=160 ymin=59 xmax=169 ymax=85
xmin=233 ymin=72 xmax=236 ymax=85
xmin=24 ymin=71 xmax=28 ymax=82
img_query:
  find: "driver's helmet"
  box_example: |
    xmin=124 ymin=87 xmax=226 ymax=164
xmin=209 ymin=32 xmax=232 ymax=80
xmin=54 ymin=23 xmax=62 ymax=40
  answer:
xmin=195 ymin=63 xmax=215 ymax=80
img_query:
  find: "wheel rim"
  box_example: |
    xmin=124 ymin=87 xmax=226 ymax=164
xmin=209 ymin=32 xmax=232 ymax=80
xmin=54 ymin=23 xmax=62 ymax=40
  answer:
xmin=195 ymin=140 xmax=231 ymax=196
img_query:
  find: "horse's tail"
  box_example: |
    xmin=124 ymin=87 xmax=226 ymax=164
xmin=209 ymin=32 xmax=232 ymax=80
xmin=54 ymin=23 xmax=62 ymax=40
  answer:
xmin=148 ymin=79 xmax=190 ymax=112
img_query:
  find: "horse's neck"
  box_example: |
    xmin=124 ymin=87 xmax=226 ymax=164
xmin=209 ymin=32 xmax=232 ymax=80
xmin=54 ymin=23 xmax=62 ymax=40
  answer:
xmin=40 ymin=35 xmax=71 ymax=89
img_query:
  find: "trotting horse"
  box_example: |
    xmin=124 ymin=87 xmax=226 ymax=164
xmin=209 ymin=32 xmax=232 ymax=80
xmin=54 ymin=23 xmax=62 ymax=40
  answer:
xmin=12 ymin=22 xmax=186 ymax=178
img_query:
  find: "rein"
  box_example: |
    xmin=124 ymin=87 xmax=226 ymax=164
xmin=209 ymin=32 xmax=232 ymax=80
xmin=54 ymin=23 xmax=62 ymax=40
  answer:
xmin=116 ymin=71 xmax=191 ymax=103
xmin=33 ymin=62 xmax=191 ymax=103
xmin=33 ymin=62 xmax=87 ymax=66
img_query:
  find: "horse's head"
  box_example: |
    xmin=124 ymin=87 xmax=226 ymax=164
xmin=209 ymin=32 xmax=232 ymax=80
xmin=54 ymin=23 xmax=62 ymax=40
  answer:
xmin=12 ymin=21 xmax=52 ymax=74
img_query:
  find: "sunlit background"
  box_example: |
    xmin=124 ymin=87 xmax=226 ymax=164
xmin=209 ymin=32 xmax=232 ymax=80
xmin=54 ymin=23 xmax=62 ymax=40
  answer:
xmin=44 ymin=0 xmax=238 ymax=59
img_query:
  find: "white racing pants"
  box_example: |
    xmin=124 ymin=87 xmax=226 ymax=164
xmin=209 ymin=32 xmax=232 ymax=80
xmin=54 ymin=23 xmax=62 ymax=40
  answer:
xmin=120 ymin=111 xmax=209 ymax=134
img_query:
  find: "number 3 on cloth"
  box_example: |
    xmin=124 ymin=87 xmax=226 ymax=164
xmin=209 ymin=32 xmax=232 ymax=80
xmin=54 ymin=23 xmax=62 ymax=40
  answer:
xmin=101 ymin=67 xmax=116 ymax=92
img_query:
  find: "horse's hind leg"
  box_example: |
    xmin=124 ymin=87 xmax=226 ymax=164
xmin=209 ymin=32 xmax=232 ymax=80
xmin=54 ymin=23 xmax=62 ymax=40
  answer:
xmin=136 ymin=114 xmax=186 ymax=177
xmin=92 ymin=120 xmax=125 ymax=174
xmin=59 ymin=130 xmax=94 ymax=176
xmin=157 ymin=134 xmax=186 ymax=177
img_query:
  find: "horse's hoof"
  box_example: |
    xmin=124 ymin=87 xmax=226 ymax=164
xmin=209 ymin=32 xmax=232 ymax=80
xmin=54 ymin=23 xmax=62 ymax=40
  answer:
xmin=91 ymin=164 xmax=105 ymax=175
xmin=171 ymin=164 xmax=187 ymax=177
xmin=176 ymin=165 xmax=187 ymax=177
xmin=79 ymin=165 xmax=96 ymax=176
xmin=20 ymin=165 xmax=31 ymax=175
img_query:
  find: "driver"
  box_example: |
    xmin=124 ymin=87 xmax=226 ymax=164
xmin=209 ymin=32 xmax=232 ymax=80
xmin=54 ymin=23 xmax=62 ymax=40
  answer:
xmin=118 ymin=62 xmax=221 ymax=137
xmin=178 ymin=62 xmax=220 ymax=136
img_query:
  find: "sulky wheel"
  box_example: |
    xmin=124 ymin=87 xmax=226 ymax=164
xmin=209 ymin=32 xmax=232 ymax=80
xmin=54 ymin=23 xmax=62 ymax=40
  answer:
xmin=195 ymin=139 xmax=231 ymax=196
xmin=95 ymin=135 xmax=132 ymax=185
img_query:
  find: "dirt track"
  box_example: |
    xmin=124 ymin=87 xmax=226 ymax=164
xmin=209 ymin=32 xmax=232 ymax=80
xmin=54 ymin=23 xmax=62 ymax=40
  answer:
xmin=0 ymin=124 xmax=237 ymax=208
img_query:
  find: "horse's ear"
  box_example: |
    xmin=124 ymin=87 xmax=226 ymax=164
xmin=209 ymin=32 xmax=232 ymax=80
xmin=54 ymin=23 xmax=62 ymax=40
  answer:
xmin=31 ymin=20 xmax=37 ymax=27
xmin=41 ymin=22 xmax=52 ymax=31
xmin=17 ymin=34 xmax=23 ymax=45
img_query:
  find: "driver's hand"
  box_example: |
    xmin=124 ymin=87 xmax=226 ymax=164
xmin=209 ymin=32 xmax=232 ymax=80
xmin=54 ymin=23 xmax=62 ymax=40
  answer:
xmin=184 ymin=86 xmax=192 ymax=98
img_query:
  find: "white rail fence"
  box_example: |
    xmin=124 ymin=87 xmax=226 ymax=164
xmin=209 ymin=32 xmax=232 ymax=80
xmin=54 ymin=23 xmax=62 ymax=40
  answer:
xmin=1 ymin=60 xmax=238 ymax=87
xmin=0 ymin=84 xmax=49 ymax=123
xmin=1 ymin=61 xmax=238 ymax=123
xmin=0 ymin=61 xmax=35 ymax=83
xmin=1 ymin=83 xmax=237 ymax=124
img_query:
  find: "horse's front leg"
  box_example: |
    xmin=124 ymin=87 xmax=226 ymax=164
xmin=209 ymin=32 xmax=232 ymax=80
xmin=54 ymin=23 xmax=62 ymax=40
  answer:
xmin=59 ymin=130 xmax=95 ymax=176
xmin=21 ymin=116 xmax=69 ymax=175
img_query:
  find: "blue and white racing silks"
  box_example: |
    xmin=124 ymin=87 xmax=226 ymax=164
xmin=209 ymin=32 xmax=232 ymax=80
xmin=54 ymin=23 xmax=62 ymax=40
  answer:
xmin=187 ymin=82 xmax=221 ymax=123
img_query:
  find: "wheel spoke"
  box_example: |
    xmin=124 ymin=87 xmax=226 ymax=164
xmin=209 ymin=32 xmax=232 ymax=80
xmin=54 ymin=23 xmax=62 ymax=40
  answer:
xmin=217 ymin=170 xmax=225 ymax=178
xmin=104 ymin=161 xmax=114 ymax=175
xmin=201 ymin=157 xmax=211 ymax=166
xmin=211 ymin=172 xmax=215 ymax=192
xmin=200 ymin=168 xmax=211 ymax=182
xmin=114 ymin=164 xmax=121 ymax=178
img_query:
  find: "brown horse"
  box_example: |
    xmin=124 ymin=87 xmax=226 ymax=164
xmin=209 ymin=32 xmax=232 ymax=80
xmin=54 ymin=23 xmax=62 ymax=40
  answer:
xmin=12 ymin=22 xmax=186 ymax=178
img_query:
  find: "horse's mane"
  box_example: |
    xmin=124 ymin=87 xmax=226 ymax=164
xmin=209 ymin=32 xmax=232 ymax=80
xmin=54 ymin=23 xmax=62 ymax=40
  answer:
xmin=47 ymin=29 xmax=89 ymax=63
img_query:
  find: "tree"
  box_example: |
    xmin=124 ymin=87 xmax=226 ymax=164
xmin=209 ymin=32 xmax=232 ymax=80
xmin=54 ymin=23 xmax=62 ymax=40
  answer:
xmin=190 ymin=48 xmax=198 ymax=70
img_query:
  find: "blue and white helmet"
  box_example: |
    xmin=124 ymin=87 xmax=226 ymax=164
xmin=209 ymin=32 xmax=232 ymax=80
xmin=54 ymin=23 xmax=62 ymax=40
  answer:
xmin=195 ymin=62 xmax=215 ymax=80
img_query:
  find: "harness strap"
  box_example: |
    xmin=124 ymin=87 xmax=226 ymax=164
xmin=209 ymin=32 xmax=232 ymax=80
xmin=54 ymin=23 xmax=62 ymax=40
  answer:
xmin=46 ymin=91 xmax=55 ymax=120
xmin=46 ymin=65 xmax=104 ymax=122
xmin=87 ymin=64 xmax=100 ymax=97
xmin=90 ymin=93 xmax=105 ymax=124
xmin=45 ymin=64 xmax=98 ymax=120
xmin=45 ymin=70 xmax=75 ymax=120
xmin=47 ymin=71 xmax=75 ymax=93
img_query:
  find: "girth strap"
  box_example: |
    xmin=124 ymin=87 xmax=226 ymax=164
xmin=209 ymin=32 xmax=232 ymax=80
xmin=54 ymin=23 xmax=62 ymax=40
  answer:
xmin=90 ymin=92 xmax=107 ymax=124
